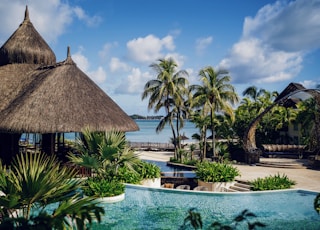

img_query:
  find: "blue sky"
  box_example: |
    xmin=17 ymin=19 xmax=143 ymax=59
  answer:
xmin=0 ymin=0 xmax=320 ymax=116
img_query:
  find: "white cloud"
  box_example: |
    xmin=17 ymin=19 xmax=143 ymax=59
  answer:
xmin=115 ymin=68 xmax=152 ymax=94
xmin=109 ymin=57 xmax=130 ymax=72
xmin=72 ymin=48 xmax=90 ymax=72
xmin=300 ymin=80 xmax=319 ymax=89
xmin=72 ymin=48 xmax=106 ymax=84
xmin=88 ymin=67 xmax=107 ymax=83
xmin=73 ymin=6 xmax=102 ymax=27
xmin=0 ymin=0 xmax=101 ymax=43
xmin=164 ymin=52 xmax=186 ymax=68
xmin=127 ymin=34 xmax=175 ymax=63
xmin=219 ymin=0 xmax=320 ymax=85
xmin=243 ymin=0 xmax=320 ymax=52
xmin=195 ymin=36 xmax=213 ymax=55
xmin=219 ymin=38 xmax=302 ymax=83
xmin=99 ymin=42 xmax=118 ymax=60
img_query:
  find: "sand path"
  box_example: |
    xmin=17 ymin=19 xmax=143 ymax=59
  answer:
xmin=137 ymin=150 xmax=320 ymax=192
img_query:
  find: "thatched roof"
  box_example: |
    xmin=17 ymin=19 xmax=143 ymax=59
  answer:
xmin=275 ymin=82 xmax=305 ymax=104
xmin=0 ymin=6 xmax=56 ymax=66
xmin=0 ymin=63 xmax=40 ymax=112
xmin=0 ymin=48 xmax=139 ymax=133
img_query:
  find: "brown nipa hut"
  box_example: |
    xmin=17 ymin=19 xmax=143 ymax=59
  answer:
xmin=0 ymin=6 xmax=138 ymax=163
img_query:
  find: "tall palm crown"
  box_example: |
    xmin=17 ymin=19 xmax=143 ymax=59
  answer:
xmin=142 ymin=58 xmax=188 ymax=155
xmin=191 ymin=66 xmax=239 ymax=157
xmin=142 ymin=58 xmax=188 ymax=113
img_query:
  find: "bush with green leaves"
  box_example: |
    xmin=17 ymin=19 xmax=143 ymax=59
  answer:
xmin=0 ymin=152 xmax=104 ymax=229
xmin=138 ymin=161 xmax=161 ymax=179
xmin=115 ymin=166 xmax=142 ymax=184
xmin=83 ymin=177 xmax=125 ymax=197
xmin=251 ymin=173 xmax=296 ymax=191
xmin=195 ymin=161 xmax=240 ymax=182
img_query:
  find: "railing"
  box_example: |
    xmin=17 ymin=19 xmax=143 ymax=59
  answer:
xmin=129 ymin=142 xmax=174 ymax=151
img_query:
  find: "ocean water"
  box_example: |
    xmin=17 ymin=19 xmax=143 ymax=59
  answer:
xmin=126 ymin=120 xmax=198 ymax=143
xmin=26 ymin=120 xmax=198 ymax=144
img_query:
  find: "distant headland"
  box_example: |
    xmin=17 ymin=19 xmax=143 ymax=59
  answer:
xmin=129 ymin=114 xmax=164 ymax=120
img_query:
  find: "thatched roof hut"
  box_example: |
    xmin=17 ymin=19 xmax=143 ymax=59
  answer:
xmin=0 ymin=6 xmax=138 ymax=162
xmin=0 ymin=48 xmax=138 ymax=133
xmin=0 ymin=6 xmax=56 ymax=66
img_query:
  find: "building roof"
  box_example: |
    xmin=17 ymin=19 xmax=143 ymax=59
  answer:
xmin=0 ymin=7 xmax=138 ymax=133
xmin=0 ymin=6 xmax=56 ymax=66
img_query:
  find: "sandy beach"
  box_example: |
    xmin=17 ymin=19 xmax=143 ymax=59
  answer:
xmin=137 ymin=150 xmax=320 ymax=192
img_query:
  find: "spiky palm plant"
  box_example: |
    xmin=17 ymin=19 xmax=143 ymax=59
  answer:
xmin=68 ymin=128 xmax=140 ymax=179
xmin=0 ymin=152 xmax=104 ymax=229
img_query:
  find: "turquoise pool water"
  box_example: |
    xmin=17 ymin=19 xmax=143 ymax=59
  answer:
xmin=91 ymin=185 xmax=320 ymax=229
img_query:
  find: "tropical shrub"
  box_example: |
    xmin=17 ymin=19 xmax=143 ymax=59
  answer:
xmin=138 ymin=161 xmax=161 ymax=179
xmin=250 ymin=173 xmax=296 ymax=191
xmin=195 ymin=161 xmax=240 ymax=182
xmin=83 ymin=177 xmax=125 ymax=197
xmin=68 ymin=128 xmax=140 ymax=179
xmin=115 ymin=166 xmax=142 ymax=184
xmin=0 ymin=152 xmax=104 ymax=229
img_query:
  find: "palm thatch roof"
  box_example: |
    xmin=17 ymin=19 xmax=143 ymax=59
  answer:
xmin=274 ymin=82 xmax=306 ymax=107
xmin=0 ymin=63 xmax=40 ymax=112
xmin=0 ymin=6 xmax=56 ymax=66
xmin=0 ymin=48 xmax=139 ymax=133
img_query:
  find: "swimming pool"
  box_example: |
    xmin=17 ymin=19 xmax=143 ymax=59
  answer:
xmin=144 ymin=160 xmax=196 ymax=178
xmin=91 ymin=185 xmax=320 ymax=229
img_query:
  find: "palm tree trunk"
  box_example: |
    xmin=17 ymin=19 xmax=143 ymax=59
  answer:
xmin=210 ymin=110 xmax=215 ymax=158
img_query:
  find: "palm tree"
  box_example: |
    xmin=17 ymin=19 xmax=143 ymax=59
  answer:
xmin=191 ymin=66 xmax=239 ymax=158
xmin=0 ymin=152 xmax=104 ymax=229
xmin=296 ymin=98 xmax=320 ymax=149
xmin=190 ymin=110 xmax=210 ymax=161
xmin=242 ymin=86 xmax=266 ymax=102
xmin=142 ymin=58 xmax=188 ymax=157
xmin=68 ymin=128 xmax=140 ymax=178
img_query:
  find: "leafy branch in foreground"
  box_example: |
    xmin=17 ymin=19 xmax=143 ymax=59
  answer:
xmin=0 ymin=152 xmax=104 ymax=229
xmin=180 ymin=208 xmax=266 ymax=230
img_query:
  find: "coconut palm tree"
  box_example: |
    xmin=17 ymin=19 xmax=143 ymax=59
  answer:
xmin=190 ymin=110 xmax=210 ymax=161
xmin=242 ymin=86 xmax=266 ymax=102
xmin=190 ymin=67 xmax=239 ymax=158
xmin=142 ymin=58 xmax=188 ymax=157
xmin=0 ymin=152 xmax=104 ymax=229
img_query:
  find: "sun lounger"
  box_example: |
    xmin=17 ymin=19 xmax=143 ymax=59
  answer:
xmin=176 ymin=185 xmax=190 ymax=190
xmin=193 ymin=186 xmax=208 ymax=191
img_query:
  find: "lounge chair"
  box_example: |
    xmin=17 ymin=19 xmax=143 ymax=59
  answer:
xmin=193 ymin=186 xmax=208 ymax=191
xmin=176 ymin=185 xmax=190 ymax=190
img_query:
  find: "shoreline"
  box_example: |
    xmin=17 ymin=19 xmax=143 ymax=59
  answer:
xmin=136 ymin=150 xmax=320 ymax=192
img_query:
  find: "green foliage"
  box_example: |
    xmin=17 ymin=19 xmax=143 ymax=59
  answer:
xmin=215 ymin=142 xmax=230 ymax=163
xmin=68 ymin=128 xmax=140 ymax=179
xmin=182 ymin=159 xmax=199 ymax=166
xmin=0 ymin=153 xmax=104 ymax=229
xmin=180 ymin=208 xmax=266 ymax=229
xmin=250 ymin=173 xmax=296 ymax=191
xmin=138 ymin=161 xmax=161 ymax=179
xmin=115 ymin=166 xmax=142 ymax=184
xmin=83 ymin=177 xmax=125 ymax=197
xmin=314 ymin=193 xmax=320 ymax=215
xmin=169 ymin=157 xmax=180 ymax=163
xmin=195 ymin=161 xmax=240 ymax=182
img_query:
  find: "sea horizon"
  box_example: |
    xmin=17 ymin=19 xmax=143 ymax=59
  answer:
xmin=125 ymin=119 xmax=198 ymax=143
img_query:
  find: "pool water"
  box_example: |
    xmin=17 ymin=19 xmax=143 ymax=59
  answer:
xmin=144 ymin=160 xmax=196 ymax=178
xmin=92 ymin=185 xmax=320 ymax=230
